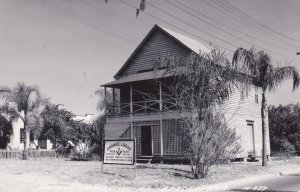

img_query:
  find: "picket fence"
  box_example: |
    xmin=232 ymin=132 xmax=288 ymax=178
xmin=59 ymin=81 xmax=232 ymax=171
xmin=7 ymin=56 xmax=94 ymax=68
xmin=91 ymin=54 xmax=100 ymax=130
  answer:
xmin=0 ymin=150 xmax=60 ymax=159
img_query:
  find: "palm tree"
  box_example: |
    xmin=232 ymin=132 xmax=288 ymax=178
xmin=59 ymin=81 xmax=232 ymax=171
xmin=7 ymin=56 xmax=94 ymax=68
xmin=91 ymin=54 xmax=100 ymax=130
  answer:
xmin=0 ymin=82 xmax=45 ymax=159
xmin=232 ymin=47 xmax=300 ymax=166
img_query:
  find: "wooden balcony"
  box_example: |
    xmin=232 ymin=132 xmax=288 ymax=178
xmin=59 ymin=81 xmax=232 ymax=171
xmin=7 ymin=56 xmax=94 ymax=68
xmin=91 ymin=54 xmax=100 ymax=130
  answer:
xmin=107 ymin=99 xmax=177 ymax=117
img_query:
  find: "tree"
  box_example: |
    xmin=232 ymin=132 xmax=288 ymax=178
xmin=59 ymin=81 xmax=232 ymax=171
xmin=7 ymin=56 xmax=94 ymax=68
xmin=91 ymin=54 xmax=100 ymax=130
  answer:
xmin=95 ymin=87 xmax=120 ymax=115
xmin=269 ymin=104 xmax=300 ymax=156
xmin=40 ymin=103 xmax=74 ymax=151
xmin=0 ymin=115 xmax=13 ymax=149
xmin=40 ymin=103 xmax=105 ymax=159
xmin=0 ymin=82 xmax=45 ymax=159
xmin=232 ymin=47 xmax=300 ymax=166
xmin=156 ymin=50 xmax=245 ymax=178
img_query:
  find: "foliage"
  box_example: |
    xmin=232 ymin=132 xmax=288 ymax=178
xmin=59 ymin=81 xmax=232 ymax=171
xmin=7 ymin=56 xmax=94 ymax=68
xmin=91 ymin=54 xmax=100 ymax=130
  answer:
xmin=232 ymin=47 xmax=300 ymax=166
xmin=40 ymin=103 xmax=75 ymax=155
xmin=0 ymin=82 xmax=45 ymax=159
xmin=68 ymin=116 xmax=105 ymax=160
xmin=40 ymin=104 xmax=105 ymax=160
xmin=95 ymin=87 xmax=119 ymax=112
xmin=0 ymin=115 xmax=13 ymax=149
xmin=184 ymin=111 xmax=241 ymax=179
xmin=86 ymin=115 xmax=105 ymax=160
xmin=105 ymin=0 xmax=146 ymax=18
xmin=157 ymin=49 xmax=244 ymax=178
xmin=269 ymin=104 xmax=300 ymax=156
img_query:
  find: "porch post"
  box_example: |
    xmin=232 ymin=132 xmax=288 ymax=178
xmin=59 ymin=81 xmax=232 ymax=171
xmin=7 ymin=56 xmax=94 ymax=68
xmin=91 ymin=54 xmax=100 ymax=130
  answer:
xmin=112 ymin=88 xmax=115 ymax=106
xmin=104 ymin=86 xmax=107 ymax=120
xmin=130 ymin=84 xmax=133 ymax=139
xmin=159 ymin=82 xmax=164 ymax=161
xmin=112 ymin=88 xmax=115 ymax=114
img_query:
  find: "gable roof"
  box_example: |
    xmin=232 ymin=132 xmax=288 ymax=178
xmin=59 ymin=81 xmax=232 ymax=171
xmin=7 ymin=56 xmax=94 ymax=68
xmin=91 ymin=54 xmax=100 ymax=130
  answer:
xmin=114 ymin=24 xmax=211 ymax=78
xmin=102 ymin=69 xmax=172 ymax=87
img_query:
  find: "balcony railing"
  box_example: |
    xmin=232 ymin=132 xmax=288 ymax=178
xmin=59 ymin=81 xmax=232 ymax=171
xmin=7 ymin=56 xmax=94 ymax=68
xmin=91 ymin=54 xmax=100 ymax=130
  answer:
xmin=107 ymin=99 xmax=177 ymax=116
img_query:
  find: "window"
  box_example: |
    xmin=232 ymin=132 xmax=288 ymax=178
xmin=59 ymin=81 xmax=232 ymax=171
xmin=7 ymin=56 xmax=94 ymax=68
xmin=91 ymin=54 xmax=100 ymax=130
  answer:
xmin=255 ymin=94 xmax=259 ymax=104
xmin=240 ymin=91 xmax=244 ymax=101
xmin=255 ymin=87 xmax=259 ymax=103
xmin=20 ymin=128 xmax=25 ymax=143
xmin=247 ymin=121 xmax=255 ymax=154
xmin=38 ymin=140 xmax=47 ymax=149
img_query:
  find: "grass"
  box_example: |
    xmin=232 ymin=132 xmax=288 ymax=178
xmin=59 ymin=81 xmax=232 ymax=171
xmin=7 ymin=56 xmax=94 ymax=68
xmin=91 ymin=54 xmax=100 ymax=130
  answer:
xmin=0 ymin=157 xmax=299 ymax=190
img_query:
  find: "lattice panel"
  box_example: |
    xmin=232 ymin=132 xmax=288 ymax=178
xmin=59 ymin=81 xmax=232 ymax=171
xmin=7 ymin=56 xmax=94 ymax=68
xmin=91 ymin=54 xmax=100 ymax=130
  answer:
xmin=152 ymin=125 xmax=161 ymax=155
xmin=162 ymin=119 xmax=186 ymax=155
xmin=133 ymin=126 xmax=141 ymax=156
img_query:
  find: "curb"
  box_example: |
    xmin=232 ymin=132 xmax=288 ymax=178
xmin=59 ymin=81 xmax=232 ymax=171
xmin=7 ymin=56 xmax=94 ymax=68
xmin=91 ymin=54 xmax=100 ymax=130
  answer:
xmin=147 ymin=166 xmax=300 ymax=192
xmin=191 ymin=167 xmax=300 ymax=192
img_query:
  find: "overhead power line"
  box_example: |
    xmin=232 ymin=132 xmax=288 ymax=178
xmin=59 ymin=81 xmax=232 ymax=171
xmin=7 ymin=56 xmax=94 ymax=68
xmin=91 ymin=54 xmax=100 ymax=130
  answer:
xmin=168 ymin=0 xmax=294 ymax=52
xmin=201 ymin=0 xmax=299 ymax=51
xmin=163 ymin=0 xmax=295 ymax=56
xmin=222 ymin=0 xmax=300 ymax=47
xmin=16 ymin=0 xmax=132 ymax=53
xmin=147 ymin=1 xmax=296 ymax=61
xmin=33 ymin=0 xmax=138 ymax=45
xmin=210 ymin=0 xmax=300 ymax=50
xmin=146 ymin=2 xmax=237 ymax=48
xmin=119 ymin=0 xmax=235 ymax=52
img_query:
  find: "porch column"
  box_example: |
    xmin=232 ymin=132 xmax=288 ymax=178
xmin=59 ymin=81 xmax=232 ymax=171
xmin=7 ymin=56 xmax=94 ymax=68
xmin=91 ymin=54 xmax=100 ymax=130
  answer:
xmin=159 ymin=82 xmax=164 ymax=160
xmin=104 ymin=86 xmax=107 ymax=122
xmin=112 ymin=88 xmax=115 ymax=106
xmin=112 ymin=88 xmax=115 ymax=114
xmin=130 ymin=84 xmax=133 ymax=139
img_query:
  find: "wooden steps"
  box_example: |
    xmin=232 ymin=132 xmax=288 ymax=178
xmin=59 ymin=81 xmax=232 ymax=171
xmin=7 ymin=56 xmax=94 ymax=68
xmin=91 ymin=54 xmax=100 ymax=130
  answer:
xmin=136 ymin=156 xmax=153 ymax=163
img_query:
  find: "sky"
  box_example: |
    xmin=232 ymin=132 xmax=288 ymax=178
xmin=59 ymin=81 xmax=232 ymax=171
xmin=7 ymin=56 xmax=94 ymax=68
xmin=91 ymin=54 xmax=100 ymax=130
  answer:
xmin=1 ymin=0 xmax=300 ymax=115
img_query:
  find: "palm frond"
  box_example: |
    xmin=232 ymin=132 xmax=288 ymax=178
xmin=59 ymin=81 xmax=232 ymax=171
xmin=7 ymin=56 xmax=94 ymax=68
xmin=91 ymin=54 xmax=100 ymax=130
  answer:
xmin=0 ymin=86 xmax=12 ymax=101
xmin=0 ymin=104 xmax=22 ymax=123
xmin=232 ymin=47 xmax=257 ymax=75
xmin=271 ymin=66 xmax=300 ymax=91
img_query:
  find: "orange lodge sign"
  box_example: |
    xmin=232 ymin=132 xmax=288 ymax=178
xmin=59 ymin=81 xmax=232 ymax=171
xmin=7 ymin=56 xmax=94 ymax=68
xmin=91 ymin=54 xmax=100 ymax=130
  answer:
xmin=103 ymin=139 xmax=135 ymax=165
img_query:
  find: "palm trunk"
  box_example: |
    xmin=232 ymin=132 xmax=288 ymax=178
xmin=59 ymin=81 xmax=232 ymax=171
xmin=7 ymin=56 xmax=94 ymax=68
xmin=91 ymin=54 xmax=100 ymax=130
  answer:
xmin=261 ymin=89 xmax=268 ymax=166
xmin=22 ymin=127 xmax=29 ymax=160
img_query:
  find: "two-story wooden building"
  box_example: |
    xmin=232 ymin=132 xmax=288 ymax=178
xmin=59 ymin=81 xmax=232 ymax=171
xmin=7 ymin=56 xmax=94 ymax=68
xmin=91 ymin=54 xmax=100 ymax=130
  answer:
xmin=102 ymin=25 xmax=270 ymax=162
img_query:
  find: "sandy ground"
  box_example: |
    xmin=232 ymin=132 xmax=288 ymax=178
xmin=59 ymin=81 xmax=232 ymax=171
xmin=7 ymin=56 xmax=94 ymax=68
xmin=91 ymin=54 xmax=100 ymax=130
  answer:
xmin=0 ymin=157 xmax=299 ymax=192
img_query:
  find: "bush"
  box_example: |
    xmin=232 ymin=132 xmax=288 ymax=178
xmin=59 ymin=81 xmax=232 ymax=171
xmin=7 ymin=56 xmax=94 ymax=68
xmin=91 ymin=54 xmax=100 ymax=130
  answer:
xmin=184 ymin=112 xmax=241 ymax=179
xmin=86 ymin=144 xmax=102 ymax=160
xmin=271 ymin=139 xmax=295 ymax=160
xmin=269 ymin=104 xmax=300 ymax=155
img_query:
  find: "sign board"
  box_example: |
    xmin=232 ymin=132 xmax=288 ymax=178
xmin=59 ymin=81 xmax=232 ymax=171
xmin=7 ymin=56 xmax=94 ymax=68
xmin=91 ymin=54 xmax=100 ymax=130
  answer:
xmin=103 ymin=139 xmax=135 ymax=165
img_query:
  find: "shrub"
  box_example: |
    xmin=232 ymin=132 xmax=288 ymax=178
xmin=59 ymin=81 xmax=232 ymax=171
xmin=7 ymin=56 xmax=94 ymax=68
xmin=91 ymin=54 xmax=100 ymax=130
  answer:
xmin=271 ymin=139 xmax=295 ymax=160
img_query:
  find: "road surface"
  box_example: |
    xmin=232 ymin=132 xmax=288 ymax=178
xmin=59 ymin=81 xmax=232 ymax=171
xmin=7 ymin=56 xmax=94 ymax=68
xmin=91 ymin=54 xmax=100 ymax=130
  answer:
xmin=227 ymin=172 xmax=300 ymax=192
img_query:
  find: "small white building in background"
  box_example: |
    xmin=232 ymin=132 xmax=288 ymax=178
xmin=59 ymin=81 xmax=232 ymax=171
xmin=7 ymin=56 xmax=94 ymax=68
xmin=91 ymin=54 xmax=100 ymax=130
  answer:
xmin=3 ymin=114 xmax=94 ymax=151
xmin=73 ymin=114 xmax=94 ymax=124
xmin=5 ymin=116 xmax=54 ymax=150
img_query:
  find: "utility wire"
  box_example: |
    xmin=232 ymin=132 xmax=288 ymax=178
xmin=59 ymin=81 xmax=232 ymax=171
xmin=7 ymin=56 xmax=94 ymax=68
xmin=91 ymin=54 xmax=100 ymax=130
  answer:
xmin=217 ymin=0 xmax=299 ymax=49
xmin=20 ymin=0 xmax=132 ymax=53
xmin=209 ymin=0 xmax=299 ymax=50
xmin=36 ymin=0 xmax=137 ymax=45
xmin=148 ymin=1 xmax=296 ymax=61
xmin=146 ymin=2 xmax=237 ymax=48
xmin=201 ymin=0 xmax=296 ymax=50
xmin=119 ymin=0 xmax=235 ymax=52
xmin=222 ymin=0 xmax=300 ymax=47
xmin=163 ymin=0 xmax=295 ymax=57
xmin=168 ymin=0 xmax=294 ymax=52
xmin=77 ymin=0 xmax=150 ymax=33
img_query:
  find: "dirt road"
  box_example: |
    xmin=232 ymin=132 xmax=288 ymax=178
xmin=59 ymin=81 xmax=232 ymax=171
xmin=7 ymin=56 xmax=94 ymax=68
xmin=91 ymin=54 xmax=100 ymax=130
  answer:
xmin=0 ymin=172 xmax=128 ymax=192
